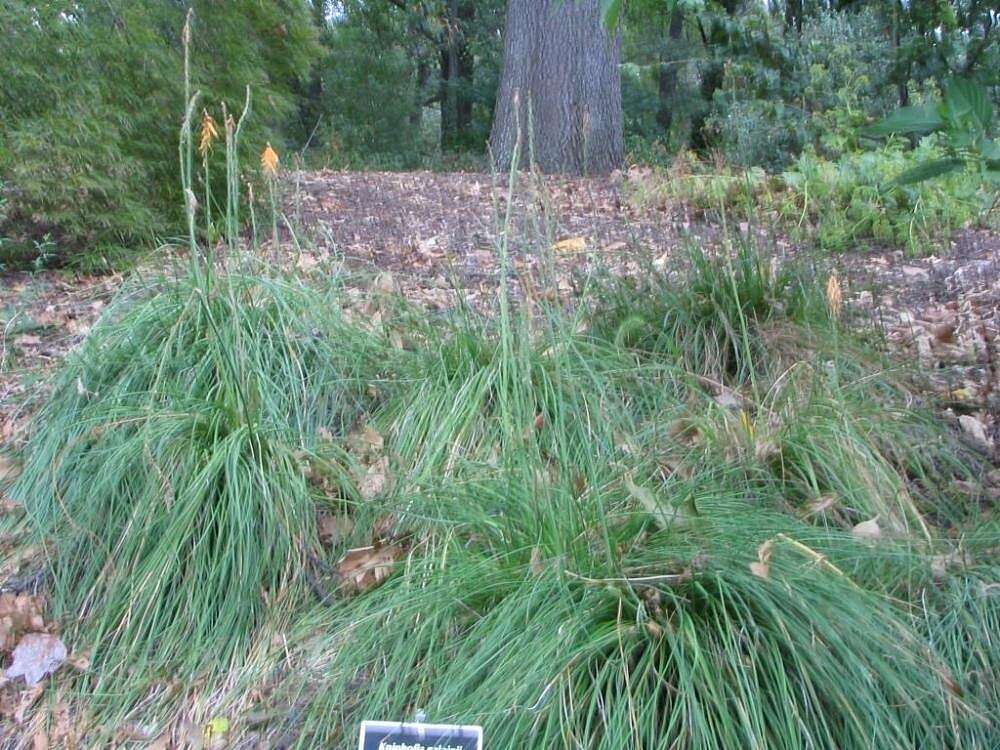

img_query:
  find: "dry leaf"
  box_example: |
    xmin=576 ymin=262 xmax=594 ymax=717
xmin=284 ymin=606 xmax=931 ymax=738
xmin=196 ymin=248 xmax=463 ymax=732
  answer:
xmin=0 ymin=594 xmax=47 ymax=651
xmin=359 ymin=456 xmax=390 ymax=500
xmin=14 ymin=335 xmax=42 ymax=347
xmin=5 ymin=634 xmax=67 ymax=686
xmin=67 ymin=650 xmax=91 ymax=672
xmin=750 ymin=539 xmax=773 ymax=579
xmin=806 ymin=495 xmax=837 ymax=515
xmin=529 ymin=547 xmax=545 ymax=576
xmin=958 ymin=415 xmax=992 ymax=449
xmin=931 ymin=323 xmax=956 ymax=344
xmin=852 ymin=516 xmax=881 ymax=540
xmin=318 ymin=514 xmax=354 ymax=546
xmin=13 ymin=685 xmax=44 ymax=724
xmin=0 ymin=455 xmax=21 ymax=483
xmin=347 ymin=425 xmax=384 ymax=456
xmin=551 ymin=237 xmax=587 ymax=254
xmin=337 ymin=543 xmax=405 ymax=594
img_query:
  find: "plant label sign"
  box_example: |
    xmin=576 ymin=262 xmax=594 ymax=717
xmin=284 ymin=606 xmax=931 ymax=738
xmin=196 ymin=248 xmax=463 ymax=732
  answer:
xmin=358 ymin=720 xmax=483 ymax=750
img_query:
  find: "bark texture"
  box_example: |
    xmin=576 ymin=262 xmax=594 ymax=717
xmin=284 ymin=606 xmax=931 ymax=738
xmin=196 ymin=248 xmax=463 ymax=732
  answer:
xmin=490 ymin=0 xmax=623 ymax=175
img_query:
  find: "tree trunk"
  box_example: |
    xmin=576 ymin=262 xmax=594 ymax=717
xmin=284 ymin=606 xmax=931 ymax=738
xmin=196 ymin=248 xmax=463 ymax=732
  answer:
xmin=784 ymin=0 xmax=802 ymax=35
xmin=490 ymin=0 xmax=623 ymax=175
xmin=411 ymin=57 xmax=430 ymax=130
xmin=656 ymin=7 xmax=684 ymax=133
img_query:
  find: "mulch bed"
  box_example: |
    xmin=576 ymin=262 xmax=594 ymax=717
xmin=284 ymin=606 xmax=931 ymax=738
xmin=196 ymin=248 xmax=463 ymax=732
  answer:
xmin=2 ymin=169 xmax=998 ymax=453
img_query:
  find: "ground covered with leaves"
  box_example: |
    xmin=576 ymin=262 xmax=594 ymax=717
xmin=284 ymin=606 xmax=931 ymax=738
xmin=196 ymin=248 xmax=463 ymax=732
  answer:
xmin=0 ymin=170 xmax=998 ymax=748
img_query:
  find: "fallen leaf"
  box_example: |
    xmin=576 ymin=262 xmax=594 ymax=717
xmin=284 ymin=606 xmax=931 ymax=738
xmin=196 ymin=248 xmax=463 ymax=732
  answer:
xmin=0 ymin=455 xmax=21 ymax=483
xmin=625 ymin=473 xmax=696 ymax=529
xmin=337 ymin=543 xmax=405 ymax=594
xmin=552 ymin=237 xmax=587 ymax=254
xmin=13 ymin=684 xmax=44 ymax=723
xmin=204 ymin=717 xmax=229 ymax=741
xmin=0 ymin=594 xmax=47 ymax=651
xmin=806 ymin=495 xmax=837 ymax=515
xmin=359 ymin=456 xmax=390 ymax=500
xmin=67 ymin=650 xmax=91 ymax=672
xmin=347 ymin=425 xmax=384 ymax=457
xmin=5 ymin=634 xmax=67 ymax=686
xmin=14 ymin=335 xmax=42 ymax=347
xmin=958 ymin=415 xmax=993 ymax=449
xmin=852 ymin=516 xmax=881 ymax=540
xmin=931 ymin=323 xmax=956 ymax=344
xmin=750 ymin=539 xmax=773 ymax=579
xmin=318 ymin=514 xmax=354 ymax=546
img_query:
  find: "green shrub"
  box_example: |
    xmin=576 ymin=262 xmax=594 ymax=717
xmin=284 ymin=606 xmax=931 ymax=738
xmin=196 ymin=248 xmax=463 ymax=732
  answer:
xmin=628 ymin=139 xmax=993 ymax=252
xmin=0 ymin=1 xmax=319 ymax=265
xmin=780 ymin=140 xmax=987 ymax=250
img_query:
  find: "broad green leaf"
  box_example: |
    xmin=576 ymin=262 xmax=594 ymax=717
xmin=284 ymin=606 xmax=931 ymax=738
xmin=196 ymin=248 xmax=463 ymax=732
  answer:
xmin=894 ymin=158 xmax=965 ymax=185
xmin=944 ymin=78 xmax=993 ymax=132
xmin=865 ymin=104 xmax=944 ymax=138
xmin=981 ymin=139 xmax=1000 ymax=161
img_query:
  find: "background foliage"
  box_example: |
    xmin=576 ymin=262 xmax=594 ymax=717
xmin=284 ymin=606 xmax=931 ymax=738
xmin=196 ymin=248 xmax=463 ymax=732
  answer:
xmin=0 ymin=0 xmax=318 ymax=264
xmin=0 ymin=0 xmax=997 ymax=263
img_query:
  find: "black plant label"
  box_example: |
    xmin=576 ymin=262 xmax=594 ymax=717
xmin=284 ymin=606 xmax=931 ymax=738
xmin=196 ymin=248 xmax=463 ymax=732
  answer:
xmin=358 ymin=721 xmax=483 ymax=750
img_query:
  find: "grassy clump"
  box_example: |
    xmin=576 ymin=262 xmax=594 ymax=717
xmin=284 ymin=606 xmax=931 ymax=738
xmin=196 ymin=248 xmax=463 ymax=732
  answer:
xmin=11 ymin=262 xmax=387 ymax=688
xmin=7 ymin=244 xmax=998 ymax=747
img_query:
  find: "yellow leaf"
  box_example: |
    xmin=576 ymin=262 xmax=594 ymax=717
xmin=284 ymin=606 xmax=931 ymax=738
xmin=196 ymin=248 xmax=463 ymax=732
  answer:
xmin=552 ymin=237 xmax=587 ymax=254
xmin=204 ymin=717 xmax=229 ymax=738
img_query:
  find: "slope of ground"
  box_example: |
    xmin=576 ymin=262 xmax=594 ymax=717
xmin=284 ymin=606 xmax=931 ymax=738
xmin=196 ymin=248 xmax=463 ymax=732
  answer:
xmin=4 ymin=170 xmax=997 ymax=452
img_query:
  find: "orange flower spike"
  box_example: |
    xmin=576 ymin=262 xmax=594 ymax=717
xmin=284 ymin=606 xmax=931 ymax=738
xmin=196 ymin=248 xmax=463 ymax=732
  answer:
xmin=261 ymin=143 xmax=280 ymax=177
xmin=198 ymin=110 xmax=219 ymax=157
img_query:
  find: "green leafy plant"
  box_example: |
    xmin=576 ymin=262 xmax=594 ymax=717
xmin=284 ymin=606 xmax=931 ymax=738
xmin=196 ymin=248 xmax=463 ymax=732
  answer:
xmin=867 ymin=78 xmax=1000 ymax=185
